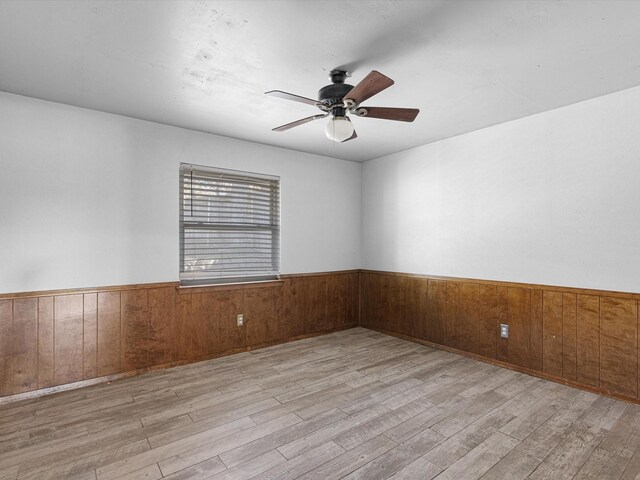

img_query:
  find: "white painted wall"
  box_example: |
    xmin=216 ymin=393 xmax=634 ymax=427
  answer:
xmin=362 ymin=86 xmax=640 ymax=293
xmin=5 ymin=83 xmax=640 ymax=295
xmin=0 ymin=92 xmax=361 ymax=294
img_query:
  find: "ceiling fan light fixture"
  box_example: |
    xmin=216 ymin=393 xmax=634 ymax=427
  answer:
xmin=325 ymin=116 xmax=354 ymax=142
xmin=267 ymin=69 xmax=419 ymax=140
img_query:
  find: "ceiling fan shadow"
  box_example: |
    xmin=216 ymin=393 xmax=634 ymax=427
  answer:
xmin=337 ymin=0 xmax=489 ymax=73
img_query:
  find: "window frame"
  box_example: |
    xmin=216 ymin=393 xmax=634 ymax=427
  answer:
xmin=179 ymin=163 xmax=281 ymax=286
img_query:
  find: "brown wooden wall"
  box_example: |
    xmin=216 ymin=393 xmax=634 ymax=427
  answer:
xmin=361 ymin=270 xmax=640 ymax=403
xmin=7 ymin=268 xmax=636 ymax=403
xmin=0 ymin=271 xmax=359 ymax=399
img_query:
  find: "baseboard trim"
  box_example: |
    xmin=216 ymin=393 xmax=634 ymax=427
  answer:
xmin=364 ymin=326 xmax=640 ymax=406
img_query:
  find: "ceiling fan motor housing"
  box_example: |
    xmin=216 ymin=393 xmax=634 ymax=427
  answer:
xmin=318 ymin=69 xmax=353 ymax=112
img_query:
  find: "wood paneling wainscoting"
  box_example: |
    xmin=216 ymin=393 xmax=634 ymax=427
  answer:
xmin=361 ymin=270 xmax=640 ymax=404
xmin=5 ymin=268 xmax=640 ymax=406
xmin=0 ymin=271 xmax=359 ymax=401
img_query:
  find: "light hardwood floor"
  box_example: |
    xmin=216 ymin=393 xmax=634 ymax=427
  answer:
xmin=1 ymin=327 xmax=640 ymax=480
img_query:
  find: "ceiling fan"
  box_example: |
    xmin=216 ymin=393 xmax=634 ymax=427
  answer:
xmin=265 ymin=69 xmax=419 ymax=143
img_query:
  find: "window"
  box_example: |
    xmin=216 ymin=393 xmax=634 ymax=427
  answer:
xmin=179 ymin=164 xmax=280 ymax=285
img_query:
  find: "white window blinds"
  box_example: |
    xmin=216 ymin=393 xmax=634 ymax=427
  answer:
xmin=179 ymin=164 xmax=280 ymax=284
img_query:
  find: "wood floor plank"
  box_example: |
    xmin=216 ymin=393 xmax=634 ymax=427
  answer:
xmin=620 ymin=446 xmax=640 ymax=479
xmin=387 ymin=456 xmax=443 ymax=480
xmin=436 ymin=432 xmax=520 ymax=480
xmin=13 ymin=417 xmax=151 ymax=477
xmin=211 ymin=449 xmax=285 ymax=480
xmin=96 ymin=416 xmax=257 ymax=480
xmin=67 ymin=472 xmax=96 ymax=480
xmin=333 ymin=397 xmax=433 ymax=451
xmin=297 ymin=434 xmax=398 ymax=480
xmin=573 ymin=448 xmax=628 ymax=480
xmin=338 ymin=377 xmax=424 ymax=416
xmin=159 ymin=457 xmax=226 ymax=480
xmin=118 ymin=464 xmax=162 ymax=480
xmin=18 ymin=439 xmax=150 ymax=480
xmin=277 ymin=404 xmax=391 ymax=459
xmin=1 ymin=328 xmax=640 ymax=480
xmin=251 ymin=441 xmax=345 ymax=480
xmin=219 ymin=408 xmax=346 ymax=468
xmin=498 ymin=384 xmax=571 ymax=440
xmin=343 ymin=428 xmax=445 ymax=479
xmin=430 ymin=390 xmax=509 ymax=438
xmin=575 ymin=406 xmax=640 ymax=480
xmin=479 ymin=423 xmax=575 ymax=479
xmin=527 ymin=424 xmax=607 ymax=479
xmin=157 ymin=413 xmax=300 ymax=476
xmin=150 ymin=398 xmax=279 ymax=448
xmin=140 ymin=384 xmax=263 ymax=427
xmin=422 ymin=390 xmax=525 ymax=471
xmin=0 ymin=466 xmax=18 ymax=480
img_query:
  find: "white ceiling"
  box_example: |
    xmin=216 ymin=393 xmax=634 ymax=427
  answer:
xmin=1 ymin=0 xmax=640 ymax=162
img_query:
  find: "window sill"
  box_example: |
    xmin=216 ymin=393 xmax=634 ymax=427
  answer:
xmin=176 ymin=279 xmax=284 ymax=294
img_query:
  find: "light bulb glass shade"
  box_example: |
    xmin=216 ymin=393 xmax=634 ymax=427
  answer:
xmin=325 ymin=116 xmax=354 ymax=142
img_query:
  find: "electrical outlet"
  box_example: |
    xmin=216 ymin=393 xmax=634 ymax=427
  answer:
xmin=500 ymin=324 xmax=509 ymax=338
xmin=237 ymin=314 xmax=244 ymax=327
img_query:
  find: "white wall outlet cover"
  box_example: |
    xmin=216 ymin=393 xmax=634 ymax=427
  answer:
xmin=500 ymin=324 xmax=509 ymax=338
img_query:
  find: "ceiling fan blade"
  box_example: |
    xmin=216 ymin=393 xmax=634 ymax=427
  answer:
xmin=343 ymin=70 xmax=394 ymax=106
xmin=265 ymin=90 xmax=319 ymax=106
xmin=341 ymin=129 xmax=358 ymax=143
xmin=272 ymin=114 xmax=327 ymax=132
xmin=357 ymin=107 xmax=420 ymax=122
